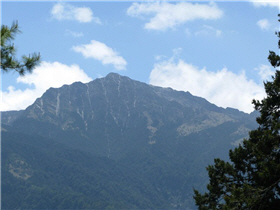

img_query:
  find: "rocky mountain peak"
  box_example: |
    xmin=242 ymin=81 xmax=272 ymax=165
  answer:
xmin=2 ymin=73 xmax=257 ymax=153
xmin=2 ymin=72 xmax=259 ymax=209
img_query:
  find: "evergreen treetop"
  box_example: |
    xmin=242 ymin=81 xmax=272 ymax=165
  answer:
xmin=194 ymin=14 xmax=280 ymax=210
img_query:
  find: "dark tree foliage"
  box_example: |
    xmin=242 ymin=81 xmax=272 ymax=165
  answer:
xmin=1 ymin=21 xmax=40 ymax=75
xmin=194 ymin=14 xmax=280 ymax=210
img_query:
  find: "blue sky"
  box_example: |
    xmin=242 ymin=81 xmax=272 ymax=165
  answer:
xmin=1 ymin=0 xmax=279 ymax=113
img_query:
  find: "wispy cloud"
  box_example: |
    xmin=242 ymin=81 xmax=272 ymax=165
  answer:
xmin=257 ymin=19 xmax=271 ymax=30
xmin=185 ymin=25 xmax=222 ymax=37
xmin=127 ymin=2 xmax=223 ymax=31
xmin=72 ymin=40 xmax=127 ymax=70
xmin=65 ymin=29 xmax=84 ymax=38
xmin=255 ymin=64 xmax=274 ymax=81
xmin=195 ymin=25 xmax=222 ymax=37
xmin=250 ymin=0 xmax=279 ymax=8
xmin=51 ymin=2 xmax=101 ymax=24
xmin=149 ymin=55 xmax=267 ymax=113
xmin=1 ymin=62 xmax=92 ymax=111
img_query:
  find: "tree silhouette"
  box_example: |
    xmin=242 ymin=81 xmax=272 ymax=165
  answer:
xmin=194 ymin=14 xmax=280 ymax=210
xmin=1 ymin=21 xmax=41 ymax=76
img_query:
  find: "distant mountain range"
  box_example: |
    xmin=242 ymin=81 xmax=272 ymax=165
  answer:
xmin=1 ymin=73 xmax=258 ymax=209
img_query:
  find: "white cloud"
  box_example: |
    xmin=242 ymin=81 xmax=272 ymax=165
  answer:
xmin=51 ymin=2 xmax=101 ymax=24
xmin=127 ymin=2 xmax=223 ymax=31
xmin=149 ymin=58 xmax=266 ymax=113
xmin=255 ymin=64 xmax=274 ymax=81
xmin=250 ymin=0 xmax=279 ymax=8
xmin=257 ymin=19 xmax=271 ymax=30
xmin=1 ymin=62 xmax=92 ymax=111
xmin=1 ymin=87 xmax=41 ymax=112
xmin=72 ymin=40 xmax=127 ymax=70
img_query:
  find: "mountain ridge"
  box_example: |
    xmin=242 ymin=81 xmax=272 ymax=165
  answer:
xmin=2 ymin=72 xmax=255 ymax=127
xmin=1 ymin=72 xmax=258 ymax=209
xmin=4 ymin=73 xmax=256 ymax=156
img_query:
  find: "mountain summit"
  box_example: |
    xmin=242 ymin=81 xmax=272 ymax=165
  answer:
xmin=2 ymin=73 xmax=257 ymax=209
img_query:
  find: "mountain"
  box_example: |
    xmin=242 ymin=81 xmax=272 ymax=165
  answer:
xmin=1 ymin=73 xmax=258 ymax=209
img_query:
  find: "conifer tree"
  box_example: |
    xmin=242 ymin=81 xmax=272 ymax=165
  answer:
xmin=1 ymin=21 xmax=40 ymax=75
xmin=194 ymin=14 xmax=280 ymax=210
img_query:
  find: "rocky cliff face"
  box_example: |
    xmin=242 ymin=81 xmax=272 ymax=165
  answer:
xmin=2 ymin=73 xmax=258 ymax=209
xmin=6 ymin=73 xmax=256 ymax=156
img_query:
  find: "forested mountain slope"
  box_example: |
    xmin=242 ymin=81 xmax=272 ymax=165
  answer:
xmin=1 ymin=73 xmax=258 ymax=209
